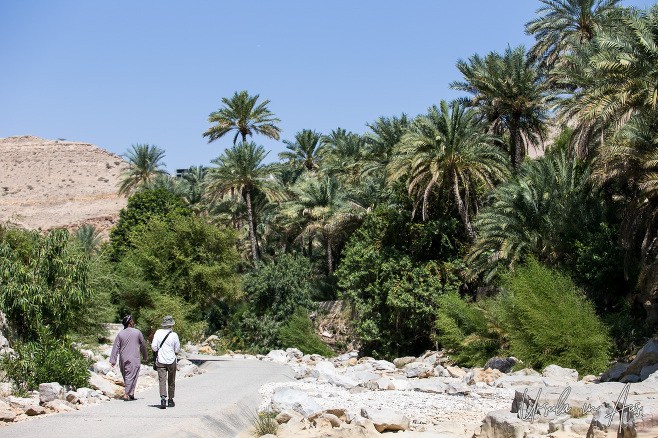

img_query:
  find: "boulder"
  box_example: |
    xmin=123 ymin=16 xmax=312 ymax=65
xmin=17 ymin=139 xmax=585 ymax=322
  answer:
xmin=412 ymin=379 xmax=446 ymax=393
xmin=600 ymin=362 xmax=630 ymax=382
xmin=640 ymin=363 xmax=658 ymax=381
xmin=197 ymin=345 xmax=216 ymax=355
xmin=44 ymin=399 xmax=77 ymax=412
xmin=295 ymin=365 xmax=312 ymax=380
xmin=479 ymin=409 xmax=535 ymax=438
xmin=39 ymin=382 xmax=64 ymax=403
xmin=542 ymin=364 xmax=578 ymax=383
xmin=446 ymin=381 xmax=470 ymax=395
xmin=466 ymin=368 xmax=503 ymax=385
xmin=321 ymin=412 xmax=342 ymax=428
xmin=0 ymin=400 xmax=8 ymax=411
xmin=446 ymin=366 xmax=466 ymax=379
xmin=345 ymin=371 xmax=380 ymax=386
xmin=178 ymin=363 xmax=199 ymax=377
xmin=375 ymin=377 xmax=394 ymax=390
xmin=404 ymin=362 xmax=434 ymax=379
xmin=266 ymin=350 xmax=288 ymax=363
xmin=622 ymin=338 xmax=658 ymax=378
xmin=484 ymin=356 xmax=519 ymax=373
xmin=311 ymin=361 xmax=336 ymax=379
xmin=92 ymin=361 xmax=113 ymax=375
xmin=390 ymin=378 xmax=411 ymax=391
xmin=333 ymin=351 xmax=358 ymax=363
xmin=24 ymin=405 xmax=47 ymax=416
xmin=0 ymin=410 xmax=15 ymax=422
xmin=88 ymin=372 xmax=124 ymax=398
xmin=327 ymin=373 xmax=358 ymax=389
xmin=0 ymin=382 xmax=12 ymax=397
xmin=360 ymin=407 xmax=409 ymax=432
xmin=275 ymin=409 xmax=304 ymax=424
xmin=271 ymin=388 xmax=322 ymax=418
xmin=393 ymin=356 xmax=416 ymax=368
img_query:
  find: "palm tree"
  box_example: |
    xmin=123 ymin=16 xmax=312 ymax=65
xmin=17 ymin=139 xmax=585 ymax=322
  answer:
xmin=467 ymin=152 xmax=603 ymax=282
xmin=205 ymin=141 xmax=283 ymax=267
xmin=451 ymin=46 xmax=554 ymax=170
xmin=362 ymin=114 xmax=410 ymax=177
xmin=75 ymin=224 xmax=103 ymax=255
xmin=203 ymin=90 xmax=281 ymax=145
xmin=320 ymin=128 xmax=367 ymax=181
xmin=141 ymin=174 xmax=187 ymax=199
xmin=279 ymin=129 xmax=324 ymax=171
xmin=388 ymin=101 xmax=509 ymax=240
xmin=117 ymin=144 xmax=168 ymax=196
xmin=281 ymin=175 xmax=363 ymax=274
xmin=525 ymin=0 xmax=622 ymax=73
xmin=181 ymin=165 xmax=207 ymax=210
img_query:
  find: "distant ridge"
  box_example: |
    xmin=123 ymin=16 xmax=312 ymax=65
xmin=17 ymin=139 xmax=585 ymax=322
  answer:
xmin=0 ymin=135 xmax=128 ymax=234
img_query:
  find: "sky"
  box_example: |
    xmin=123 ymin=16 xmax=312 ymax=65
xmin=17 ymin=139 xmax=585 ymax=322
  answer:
xmin=1 ymin=0 xmax=654 ymax=173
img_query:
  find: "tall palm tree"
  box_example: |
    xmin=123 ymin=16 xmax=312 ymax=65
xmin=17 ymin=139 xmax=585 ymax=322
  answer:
xmin=181 ymin=165 xmax=207 ymax=210
xmin=320 ymin=128 xmax=367 ymax=181
xmin=141 ymin=174 xmax=187 ymax=199
xmin=205 ymin=142 xmax=283 ymax=267
xmin=279 ymin=129 xmax=324 ymax=171
xmin=282 ymin=175 xmax=363 ymax=274
xmin=75 ymin=224 xmax=103 ymax=255
xmin=388 ymin=101 xmax=509 ymax=240
xmin=362 ymin=114 xmax=410 ymax=177
xmin=451 ymin=46 xmax=554 ymax=170
xmin=117 ymin=144 xmax=168 ymax=196
xmin=525 ymin=0 xmax=622 ymax=73
xmin=203 ymin=90 xmax=281 ymax=145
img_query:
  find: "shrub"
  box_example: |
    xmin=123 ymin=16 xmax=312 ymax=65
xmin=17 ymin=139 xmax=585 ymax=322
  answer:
xmin=1 ymin=327 xmax=91 ymax=394
xmin=140 ymin=293 xmax=207 ymax=344
xmin=278 ymin=311 xmax=333 ymax=356
xmin=434 ymin=292 xmax=504 ymax=367
xmin=496 ymin=258 xmax=612 ymax=375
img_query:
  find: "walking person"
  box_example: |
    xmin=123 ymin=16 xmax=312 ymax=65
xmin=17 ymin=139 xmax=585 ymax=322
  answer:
xmin=109 ymin=315 xmax=148 ymax=401
xmin=151 ymin=315 xmax=180 ymax=409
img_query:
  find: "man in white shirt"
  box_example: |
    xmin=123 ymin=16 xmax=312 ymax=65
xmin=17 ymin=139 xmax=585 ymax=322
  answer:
xmin=151 ymin=315 xmax=180 ymax=409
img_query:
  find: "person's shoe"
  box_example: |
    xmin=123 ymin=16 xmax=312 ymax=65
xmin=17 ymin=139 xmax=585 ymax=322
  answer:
xmin=129 ymin=395 xmax=135 ymax=400
xmin=168 ymin=398 xmax=175 ymax=407
xmin=160 ymin=397 xmax=166 ymax=409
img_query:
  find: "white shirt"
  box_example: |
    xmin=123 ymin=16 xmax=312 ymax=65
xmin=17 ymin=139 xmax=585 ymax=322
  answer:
xmin=151 ymin=328 xmax=180 ymax=365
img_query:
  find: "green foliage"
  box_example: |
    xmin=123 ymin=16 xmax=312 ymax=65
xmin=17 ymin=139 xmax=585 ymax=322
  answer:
xmin=1 ymin=327 xmax=91 ymax=394
xmin=124 ymin=214 xmax=240 ymax=304
xmin=0 ymin=228 xmax=91 ymax=342
xmin=109 ymin=189 xmax=191 ymax=258
xmin=336 ymin=208 xmax=464 ymax=358
xmin=279 ymin=311 xmax=333 ymax=356
xmin=74 ymin=224 xmax=103 ymax=255
xmin=242 ymin=254 xmax=312 ymax=321
xmin=139 ymin=293 xmax=207 ymax=344
xmin=434 ymin=292 xmax=504 ymax=367
xmin=496 ymin=258 xmax=612 ymax=375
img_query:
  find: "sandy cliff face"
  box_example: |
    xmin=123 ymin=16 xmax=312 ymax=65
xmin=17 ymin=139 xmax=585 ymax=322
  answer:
xmin=0 ymin=135 xmax=128 ymax=234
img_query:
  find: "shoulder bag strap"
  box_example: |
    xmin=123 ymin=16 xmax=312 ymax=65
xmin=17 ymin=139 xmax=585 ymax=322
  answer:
xmin=155 ymin=331 xmax=171 ymax=362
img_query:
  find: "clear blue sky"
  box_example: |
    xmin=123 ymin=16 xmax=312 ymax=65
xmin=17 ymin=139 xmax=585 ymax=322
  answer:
xmin=0 ymin=0 xmax=653 ymax=172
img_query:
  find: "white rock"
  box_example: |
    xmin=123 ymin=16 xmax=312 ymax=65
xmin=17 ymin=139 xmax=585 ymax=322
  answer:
xmin=390 ymin=378 xmax=411 ymax=391
xmin=295 ymin=365 xmax=312 ymax=380
xmin=39 ymin=382 xmax=64 ymax=403
xmin=374 ymin=377 xmax=394 ymax=390
xmin=0 ymin=382 xmax=12 ymax=397
xmin=404 ymin=362 xmax=434 ymax=379
xmin=92 ymin=361 xmax=113 ymax=375
xmin=286 ymin=348 xmax=303 ymax=360
xmin=371 ymin=360 xmax=396 ymax=372
xmin=361 ymin=407 xmax=409 ymax=432
xmin=446 ymin=366 xmax=466 ymax=378
xmin=312 ymin=361 xmax=336 ymax=379
xmin=542 ymin=364 xmax=578 ymax=383
xmin=271 ymin=388 xmax=322 ymax=417
xmin=266 ymin=350 xmax=288 ymax=363
xmin=327 ymin=373 xmax=359 ymax=389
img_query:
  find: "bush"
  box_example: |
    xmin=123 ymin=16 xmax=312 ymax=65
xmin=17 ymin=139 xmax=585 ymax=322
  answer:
xmin=1 ymin=327 xmax=91 ymax=394
xmin=279 ymin=311 xmax=333 ymax=356
xmin=0 ymin=228 xmax=91 ymax=342
xmin=496 ymin=258 xmax=612 ymax=375
xmin=434 ymin=292 xmax=504 ymax=367
xmin=139 ymin=293 xmax=207 ymax=344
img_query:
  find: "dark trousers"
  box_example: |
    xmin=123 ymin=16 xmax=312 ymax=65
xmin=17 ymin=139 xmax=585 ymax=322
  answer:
xmin=155 ymin=361 xmax=176 ymax=399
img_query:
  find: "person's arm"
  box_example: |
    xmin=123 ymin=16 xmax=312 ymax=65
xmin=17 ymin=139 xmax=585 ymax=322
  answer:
xmin=109 ymin=336 xmax=120 ymax=366
xmin=174 ymin=333 xmax=181 ymax=354
xmin=151 ymin=331 xmax=159 ymax=351
xmin=139 ymin=331 xmax=148 ymax=360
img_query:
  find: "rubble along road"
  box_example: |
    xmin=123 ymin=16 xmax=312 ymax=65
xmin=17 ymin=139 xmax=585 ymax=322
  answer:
xmin=1 ymin=354 xmax=294 ymax=438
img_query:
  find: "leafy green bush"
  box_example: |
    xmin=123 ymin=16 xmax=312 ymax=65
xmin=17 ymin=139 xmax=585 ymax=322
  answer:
xmin=0 ymin=228 xmax=91 ymax=342
xmin=1 ymin=327 xmax=91 ymax=394
xmin=496 ymin=258 xmax=612 ymax=375
xmin=139 ymin=293 xmax=207 ymax=344
xmin=434 ymin=292 xmax=504 ymax=367
xmin=336 ymin=208 xmax=464 ymax=358
xmin=279 ymin=311 xmax=333 ymax=356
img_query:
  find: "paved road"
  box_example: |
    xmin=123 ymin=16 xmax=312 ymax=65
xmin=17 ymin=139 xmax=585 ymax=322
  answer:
xmin=1 ymin=355 xmax=295 ymax=438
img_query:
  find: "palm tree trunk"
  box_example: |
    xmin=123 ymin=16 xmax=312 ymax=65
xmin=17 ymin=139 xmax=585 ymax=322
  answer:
xmin=326 ymin=236 xmax=334 ymax=274
xmin=510 ymin=121 xmax=523 ymax=170
xmin=245 ymin=188 xmax=260 ymax=268
xmin=452 ymin=169 xmax=476 ymax=241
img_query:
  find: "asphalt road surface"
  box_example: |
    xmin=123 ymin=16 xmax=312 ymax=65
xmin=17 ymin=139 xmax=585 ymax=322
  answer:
xmin=1 ymin=355 xmax=295 ymax=438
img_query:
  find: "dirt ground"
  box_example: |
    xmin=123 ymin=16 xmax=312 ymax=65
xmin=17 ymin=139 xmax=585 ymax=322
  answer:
xmin=0 ymin=135 xmax=128 ymax=235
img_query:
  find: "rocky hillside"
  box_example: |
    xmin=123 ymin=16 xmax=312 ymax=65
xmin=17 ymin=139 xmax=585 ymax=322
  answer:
xmin=0 ymin=136 xmax=128 ymax=234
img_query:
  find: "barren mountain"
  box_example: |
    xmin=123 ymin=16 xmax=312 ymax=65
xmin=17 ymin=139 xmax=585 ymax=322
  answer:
xmin=0 ymin=135 xmax=128 ymax=235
